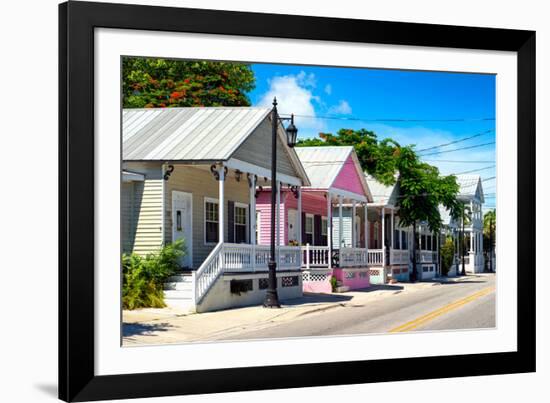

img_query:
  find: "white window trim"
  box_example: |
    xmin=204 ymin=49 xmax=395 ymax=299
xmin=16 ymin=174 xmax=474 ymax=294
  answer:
xmin=204 ymin=197 xmax=219 ymax=246
xmin=234 ymin=202 xmax=249 ymax=244
xmin=305 ymin=213 xmax=314 ymax=243
xmin=321 ymin=216 xmax=328 ymax=236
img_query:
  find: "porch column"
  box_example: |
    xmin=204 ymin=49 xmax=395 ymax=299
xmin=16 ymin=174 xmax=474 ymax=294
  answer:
xmin=297 ymin=186 xmax=302 ymax=245
xmin=327 ymin=192 xmax=332 ymax=270
xmin=352 ymin=200 xmax=357 ymax=247
xmin=381 ymin=207 xmax=385 ymax=267
xmin=364 ymin=203 xmax=368 ymax=250
xmin=249 ymin=174 xmax=256 ymax=245
xmin=470 ymin=229 xmax=473 ymax=254
xmin=218 ymin=166 xmax=225 ymax=243
xmin=338 ymin=195 xmax=344 ymax=249
xmin=390 ymin=208 xmax=394 ymax=249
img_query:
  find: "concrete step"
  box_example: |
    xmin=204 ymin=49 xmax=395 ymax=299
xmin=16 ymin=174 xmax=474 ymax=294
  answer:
xmin=164 ymin=297 xmax=195 ymax=312
xmin=164 ymin=290 xmax=194 ymax=300
xmin=164 ymin=281 xmax=193 ymax=291
xmin=167 ymin=273 xmax=194 ymax=283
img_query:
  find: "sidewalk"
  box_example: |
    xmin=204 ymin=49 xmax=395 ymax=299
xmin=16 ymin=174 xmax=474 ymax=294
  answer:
xmin=122 ymin=276 xmax=484 ymax=345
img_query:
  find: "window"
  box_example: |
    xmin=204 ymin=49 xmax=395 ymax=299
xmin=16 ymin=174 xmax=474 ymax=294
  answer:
xmin=394 ymin=229 xmax=400 ymax=249
xmin=204 ymin=199 xmax=219 ymax=244
xmin=373 ymin=222 xmax=380 ymax=249
xmin=305 ymin=214 xmax=314 ymax=245
xmin=321 ymin=217 xmax=328 ymax=236
xmin=401 ymin=230 xmax=408 ymax=250
xmin=234 ymin=204 xmax=248 ymax=243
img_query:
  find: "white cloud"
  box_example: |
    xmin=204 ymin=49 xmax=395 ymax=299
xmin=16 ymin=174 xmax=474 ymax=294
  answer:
xmin=328 ymin=100 xmax=352 ymax=115
xmin=257 ymin=72 xmax=326 ymax=137
xmin=324 ymin=84 xmax=332 ymax=95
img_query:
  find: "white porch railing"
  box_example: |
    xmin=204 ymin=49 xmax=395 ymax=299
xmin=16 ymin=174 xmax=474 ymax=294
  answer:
xmin=194 ymin=243 xmax=302 ymax=304
xmin=367 ymin=249 xmax=384 ymax=266
xmin=195 ymin=242 xmax=224 ymax=304
xmin=340 ymin=247 xmax=369 ymax=267
xmin=416 ymin=250 xmax=436 ymax=263
xmin=301 ymin=245 xmax=330 ymax=269
xmin=390 ymin=249 xmax=409 ymax=265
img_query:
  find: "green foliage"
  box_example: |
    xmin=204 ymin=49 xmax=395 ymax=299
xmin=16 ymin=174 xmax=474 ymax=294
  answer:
xmin=123 ymin=57 xmax=256 ymax=108
xmin=297 ymin=128 xmax=460 ymax=232
xmin=330 ymin=275 xmax=338 ymax=292
xmin=297 ymin=129 xmax=398 ymax=185
xmin=440 ymin=237 xmax=455 ymax=276
xmin=122 ymin=239 xmax=186 ymax=310
xmin=483 ymin=210 xmax=496 ymax=252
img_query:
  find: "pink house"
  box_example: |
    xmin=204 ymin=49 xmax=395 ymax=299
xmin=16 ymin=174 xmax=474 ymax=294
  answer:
xmin=257 ymin=146 xmax=373 ymax=293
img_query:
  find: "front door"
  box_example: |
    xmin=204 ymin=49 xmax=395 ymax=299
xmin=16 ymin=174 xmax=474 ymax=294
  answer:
xmin=355 ymin=215 xmax=361 ymax=247
xmin=172 ymin=191 xmax=193 ymax=268
xmin=287 ymin=209 xmax=297 ymax=243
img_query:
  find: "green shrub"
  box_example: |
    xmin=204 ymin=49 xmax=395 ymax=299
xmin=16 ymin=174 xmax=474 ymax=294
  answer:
xmin=122 ymin=239 xmax=186 ymax=310
xmin=440 ymin=237 xmax=455 ymax=276
xmin=330 ymin=275 xmax=338 ymax=292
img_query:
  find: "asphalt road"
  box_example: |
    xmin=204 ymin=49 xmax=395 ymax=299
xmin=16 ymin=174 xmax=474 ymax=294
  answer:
xmin=222 ymin=274 xmax=496 ymax=341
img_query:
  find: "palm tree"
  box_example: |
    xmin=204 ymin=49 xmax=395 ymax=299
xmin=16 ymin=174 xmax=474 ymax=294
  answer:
xmin=483 ymin=210 xmax=496 ymax=272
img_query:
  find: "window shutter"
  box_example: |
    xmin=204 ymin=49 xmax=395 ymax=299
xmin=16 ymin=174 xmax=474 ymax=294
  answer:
xmin=227 ymin=200 xmax=234 ymax=243
xmin=301 ymin=212 xmax=306 ymax=244
xmin=314 ymin=215 xmax=322 ymax=246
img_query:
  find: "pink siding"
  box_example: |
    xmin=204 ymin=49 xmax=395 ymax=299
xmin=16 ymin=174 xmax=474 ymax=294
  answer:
xmin=332 ymin=154 xmax=365 ymax=196
xmin=256 ymin=191 xmax=287 ymax=246
xmin=333 ymin=268 xmax=371 ymax=290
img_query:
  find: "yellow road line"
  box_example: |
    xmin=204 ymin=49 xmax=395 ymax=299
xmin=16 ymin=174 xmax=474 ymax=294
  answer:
xmin=389 ymin=286 xmax=495 ymax=333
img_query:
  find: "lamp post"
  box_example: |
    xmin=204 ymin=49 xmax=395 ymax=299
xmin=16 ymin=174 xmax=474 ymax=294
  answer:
xmin=264 ymin=97 xmax=298 ymax=308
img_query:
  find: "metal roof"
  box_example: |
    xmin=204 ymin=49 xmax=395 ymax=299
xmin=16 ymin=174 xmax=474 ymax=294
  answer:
xmin=456 ymin=174 xmax=484 ymax=203
xmin=365 ymin=175 xmax=399 ymax=205
xmin=123 ymin=107 xmax=271 ymax=161
xmin=294 ymin=146 xmax=353 ymax=189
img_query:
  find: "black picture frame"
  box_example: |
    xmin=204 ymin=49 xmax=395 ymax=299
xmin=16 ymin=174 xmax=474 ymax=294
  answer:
xmin=59 ymin=1 xmax=536 ymax=401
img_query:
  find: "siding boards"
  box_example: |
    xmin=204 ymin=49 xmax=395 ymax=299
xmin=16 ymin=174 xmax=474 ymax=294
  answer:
xmin=164 ymin=165 xmax=250 ymax=268
xmin=232 ymin=118 xmax=297 ymax=178
xmin=123 ymin=162 xmax=164 ymax=256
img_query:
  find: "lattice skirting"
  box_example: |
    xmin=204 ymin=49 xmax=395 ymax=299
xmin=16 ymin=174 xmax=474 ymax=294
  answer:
xmin=302 ymin=271 xmax=331 ymax=282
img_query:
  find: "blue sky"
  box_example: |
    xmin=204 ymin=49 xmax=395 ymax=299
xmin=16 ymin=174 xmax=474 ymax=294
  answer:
xmin=248 ymin=64 xmax=496 ymax=210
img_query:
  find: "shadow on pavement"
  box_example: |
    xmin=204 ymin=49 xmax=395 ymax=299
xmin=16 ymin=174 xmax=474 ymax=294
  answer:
xmin=123 ymin=322 xmax=173 ymax=337
xmin=351 ymin=284 xmax=404 ymax=292
xmin=283 ymin=293 xmax=353 ymax=305
xmin=434 ymin=280 xmax=489 ymax=285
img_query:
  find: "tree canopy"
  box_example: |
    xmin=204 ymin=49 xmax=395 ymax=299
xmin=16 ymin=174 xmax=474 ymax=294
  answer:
xmin=122 ymin=57 xmax=256 ymax=108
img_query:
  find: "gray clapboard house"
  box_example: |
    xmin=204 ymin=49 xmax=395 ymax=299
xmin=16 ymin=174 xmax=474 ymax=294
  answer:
xmin=122 ymin=107 xmax=310 ymax=312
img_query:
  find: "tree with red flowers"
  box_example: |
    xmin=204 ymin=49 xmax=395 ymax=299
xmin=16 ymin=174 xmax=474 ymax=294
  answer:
xmin=123 ymin=57 xmax=256 ymax=108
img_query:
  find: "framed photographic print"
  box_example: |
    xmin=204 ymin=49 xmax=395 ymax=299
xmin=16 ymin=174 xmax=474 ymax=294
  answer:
xmin=59 ymin=1 xmax=535 ymax=401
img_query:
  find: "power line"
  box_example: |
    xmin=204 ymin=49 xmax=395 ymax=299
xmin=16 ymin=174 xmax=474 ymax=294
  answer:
xmin=423 ymin=159 xmax=495 ymax=163
xmin=420 ymin=141 xmax=495 ymax=157
xmin=416 ymin=129 xmax=494 ymax=153
xmin=287 ymin=113 xmax=495 ymax=124
xmin=452 ymin=165 xmax=496 ymax=175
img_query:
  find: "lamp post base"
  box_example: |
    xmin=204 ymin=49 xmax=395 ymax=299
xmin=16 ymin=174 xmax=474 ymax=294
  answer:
xmin=263 ymin=261 xmax=281 ymax=308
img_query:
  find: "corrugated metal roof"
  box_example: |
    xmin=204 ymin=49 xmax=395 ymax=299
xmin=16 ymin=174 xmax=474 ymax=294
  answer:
xmin=365 ymin=175 xmax=399 ymax=205
xmin=456 ymin=174 xmax=484 ymax=202
xmin=294 ymin=146 xmax=353 ymax=189
xmin=123 ymin=107 xmax=271 ymax=160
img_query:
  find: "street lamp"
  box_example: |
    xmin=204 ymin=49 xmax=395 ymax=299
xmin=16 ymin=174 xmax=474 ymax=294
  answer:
xmin=264 ymin=97 xmax=298 ymax=308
